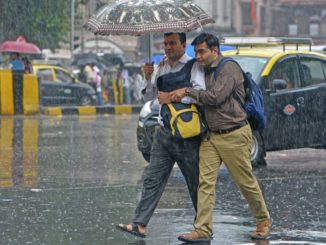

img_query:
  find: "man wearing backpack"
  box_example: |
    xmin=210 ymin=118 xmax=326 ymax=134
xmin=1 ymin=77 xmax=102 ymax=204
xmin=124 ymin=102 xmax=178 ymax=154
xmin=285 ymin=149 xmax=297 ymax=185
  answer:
xmin=116 ymin=32 xmax=205 ymax=238
xmin=170 ymin=33 xmax=271 ymax=242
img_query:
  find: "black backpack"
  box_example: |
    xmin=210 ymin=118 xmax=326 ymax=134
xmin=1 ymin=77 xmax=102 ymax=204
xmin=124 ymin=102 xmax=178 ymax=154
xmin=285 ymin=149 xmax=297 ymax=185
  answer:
xmin=213 ymin=57 xmax=267 ymax=130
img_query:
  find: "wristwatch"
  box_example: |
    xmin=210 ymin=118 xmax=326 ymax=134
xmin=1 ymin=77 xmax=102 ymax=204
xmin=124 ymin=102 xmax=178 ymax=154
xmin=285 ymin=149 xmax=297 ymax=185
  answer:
xmin=185 ymin=87 xmax=190 ymax=96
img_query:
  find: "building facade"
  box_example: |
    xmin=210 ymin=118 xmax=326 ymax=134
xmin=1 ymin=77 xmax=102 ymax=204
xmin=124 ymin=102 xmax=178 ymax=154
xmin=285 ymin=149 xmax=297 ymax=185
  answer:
xmin=233 ymin=0 xmax=326 ymax=41
xmin=77 ymin=0 xmax=326 ymax=61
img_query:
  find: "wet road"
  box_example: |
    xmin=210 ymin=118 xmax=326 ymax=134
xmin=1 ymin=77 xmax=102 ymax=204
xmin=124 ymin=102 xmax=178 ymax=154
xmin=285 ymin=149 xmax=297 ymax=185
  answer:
xmin=0 ymin=115 xmax=325 ymax=245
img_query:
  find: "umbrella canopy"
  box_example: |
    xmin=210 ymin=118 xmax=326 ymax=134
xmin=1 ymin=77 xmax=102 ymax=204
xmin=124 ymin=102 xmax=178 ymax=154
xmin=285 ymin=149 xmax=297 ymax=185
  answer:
xmin=0 ymin=36 xmax=41 ymax=54
xmin=84 ymin=0 xmax=215 ymax=36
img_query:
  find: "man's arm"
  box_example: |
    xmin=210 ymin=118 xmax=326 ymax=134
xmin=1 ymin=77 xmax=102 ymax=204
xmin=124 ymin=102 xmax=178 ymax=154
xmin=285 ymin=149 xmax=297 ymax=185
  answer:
xmin=158 ymin=91 xmax=172 ymax=104
xmin=141 ymin=62 xmax=158 ymax=102
xmin=171 ymin=62 xmax=206 ymax=104
xmin=171 ymin=62 xmax=243 ymax=105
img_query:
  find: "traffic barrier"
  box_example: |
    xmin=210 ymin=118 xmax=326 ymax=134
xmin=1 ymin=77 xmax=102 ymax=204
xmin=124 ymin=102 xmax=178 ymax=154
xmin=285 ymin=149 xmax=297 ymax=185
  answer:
xmin=0 ymin=70 xmax=39 ymax=115
xmin=0 ymin=69 xmax=142 ymax=116
xmin=0 ymin=70 xmax=14 ymax=114
xmin=42 ymin=105 xmax=142 ymax=116
xmin=23 ymin=74 xmax=39 ymax=114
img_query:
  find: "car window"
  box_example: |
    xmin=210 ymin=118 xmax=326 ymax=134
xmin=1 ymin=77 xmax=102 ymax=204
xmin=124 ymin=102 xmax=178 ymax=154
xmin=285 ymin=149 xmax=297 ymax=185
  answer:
xmin=268 ymin=58 xmax=300 ymax=89
xmin=300 ymin=58 xmax=326 ymax=87
xmin=37 ymin=69 xmax=54 ymax=82
xmin=55 ymin=69 xmax=74 ymax=83
xmin=230 ymin=56 xmax=268 ymax=82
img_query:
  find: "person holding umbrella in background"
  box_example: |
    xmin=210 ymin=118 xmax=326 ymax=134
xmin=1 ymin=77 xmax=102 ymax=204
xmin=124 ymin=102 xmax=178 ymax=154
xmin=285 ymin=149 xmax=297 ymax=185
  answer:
xmin=9 ymin=52 xmax=24 ymax=72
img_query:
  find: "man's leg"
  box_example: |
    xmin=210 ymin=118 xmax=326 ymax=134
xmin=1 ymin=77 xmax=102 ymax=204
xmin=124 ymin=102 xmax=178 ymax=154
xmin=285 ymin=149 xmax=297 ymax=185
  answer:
xmin=173 ymin=137 xmax=201 ymax=212
xmin=132 ymin=128 xmax=175 ymax=225
xmin=193 ymin=134 xmax=222 ymax=237
xmin=178 ymin=134 xmax=221 ymax=242
xmin=217 ymin=125 xmax=270 ymax=231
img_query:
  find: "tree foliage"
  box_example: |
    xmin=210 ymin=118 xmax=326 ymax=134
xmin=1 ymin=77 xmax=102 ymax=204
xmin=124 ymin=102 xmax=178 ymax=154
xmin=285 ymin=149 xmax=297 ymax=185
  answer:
xmin=0 ymin=0 xmax=72 ymax=50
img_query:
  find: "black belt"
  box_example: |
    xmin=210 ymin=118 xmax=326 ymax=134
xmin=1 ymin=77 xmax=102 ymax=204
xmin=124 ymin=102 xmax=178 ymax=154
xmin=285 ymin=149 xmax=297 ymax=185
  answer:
xmin=211 ymin=121 xmax=248 ymax=134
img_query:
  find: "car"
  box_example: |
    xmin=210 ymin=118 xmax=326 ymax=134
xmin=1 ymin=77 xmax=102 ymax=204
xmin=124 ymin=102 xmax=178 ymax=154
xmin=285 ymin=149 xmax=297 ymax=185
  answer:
xmin=136 ymin=37 xmax=326 ymax=167
xmin=33 ymin=64 xmax=96 ymax=106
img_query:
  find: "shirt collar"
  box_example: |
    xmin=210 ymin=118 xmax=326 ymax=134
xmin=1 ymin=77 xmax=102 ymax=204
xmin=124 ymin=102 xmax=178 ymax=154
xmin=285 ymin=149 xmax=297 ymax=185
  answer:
xmin=179 ymin=53 xmax=191 ymax=64
xmin=165 ymin=53 xmax=190 ymax=69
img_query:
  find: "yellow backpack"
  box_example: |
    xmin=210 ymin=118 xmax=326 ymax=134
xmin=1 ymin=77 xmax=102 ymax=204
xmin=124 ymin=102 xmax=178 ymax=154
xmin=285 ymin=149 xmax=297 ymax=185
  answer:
xmin=162 ymin=103 xmax=206 ymax=139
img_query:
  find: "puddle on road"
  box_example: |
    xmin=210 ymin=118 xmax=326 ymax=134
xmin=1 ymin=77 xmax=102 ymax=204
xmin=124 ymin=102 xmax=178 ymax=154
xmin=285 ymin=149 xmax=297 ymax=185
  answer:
xmin=239 ymin=242 xmax=326 ymax=245
xmin=1 ymin=116 xmax=325 ymax=244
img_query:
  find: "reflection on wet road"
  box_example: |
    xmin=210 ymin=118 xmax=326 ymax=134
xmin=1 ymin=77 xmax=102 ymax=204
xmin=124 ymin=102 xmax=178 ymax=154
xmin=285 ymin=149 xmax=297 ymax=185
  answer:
xmin=0 ymin=115 xmax=325 ymax=245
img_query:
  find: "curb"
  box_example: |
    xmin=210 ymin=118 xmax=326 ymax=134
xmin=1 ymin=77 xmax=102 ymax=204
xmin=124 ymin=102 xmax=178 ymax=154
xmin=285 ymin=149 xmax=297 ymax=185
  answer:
xmin=41 ymin=105 xmax=142 ymax=116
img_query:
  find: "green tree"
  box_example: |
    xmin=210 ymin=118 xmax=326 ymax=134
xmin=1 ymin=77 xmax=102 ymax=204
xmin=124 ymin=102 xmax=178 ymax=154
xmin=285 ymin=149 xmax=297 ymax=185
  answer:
xmin=0 ymin=0 xmax=72 ymax=50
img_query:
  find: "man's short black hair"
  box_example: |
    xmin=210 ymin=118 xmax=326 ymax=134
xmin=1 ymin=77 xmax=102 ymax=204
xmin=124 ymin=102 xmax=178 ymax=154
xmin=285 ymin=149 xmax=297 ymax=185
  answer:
xmin=164 ymin=32 xmax=186 ymax=44
xmin=191 ymin=33 xmax=220 ymax=54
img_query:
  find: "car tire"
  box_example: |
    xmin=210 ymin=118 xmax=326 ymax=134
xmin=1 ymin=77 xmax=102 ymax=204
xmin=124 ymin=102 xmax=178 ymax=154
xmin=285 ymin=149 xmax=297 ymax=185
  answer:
xmin=251 ymin=130 xmax=266 ymax=168
xmin=80 ymin=96 xmax=92 ymax=106
xmin=142 ymin=152 xmax=150 ymax=162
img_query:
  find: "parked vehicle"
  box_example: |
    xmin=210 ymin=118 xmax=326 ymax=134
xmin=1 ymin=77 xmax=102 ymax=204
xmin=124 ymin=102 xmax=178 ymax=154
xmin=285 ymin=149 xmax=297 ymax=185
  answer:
xmin=33 ymin=64 xmax=96 ymax=106
xmin=137 ymin=37 xmax=326 ymax=167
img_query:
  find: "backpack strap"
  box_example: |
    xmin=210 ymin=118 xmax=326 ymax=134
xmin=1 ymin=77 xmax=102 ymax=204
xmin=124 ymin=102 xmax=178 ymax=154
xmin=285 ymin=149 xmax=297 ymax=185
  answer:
xmin=213 ymin=57 xmax=236 ymax=80
xmin=182 ymin=58 xmax=196 ymax=81
xmin=184 ymin=58 xmax=196 ymax=70
xmin=213 ymin=57 xmax=247 ymax=109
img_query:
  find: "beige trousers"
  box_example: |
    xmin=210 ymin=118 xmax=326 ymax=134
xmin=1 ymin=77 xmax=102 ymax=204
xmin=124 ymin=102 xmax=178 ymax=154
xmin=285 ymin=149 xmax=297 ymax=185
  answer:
xmin=194 ymin=124 xmax=270 ymax=236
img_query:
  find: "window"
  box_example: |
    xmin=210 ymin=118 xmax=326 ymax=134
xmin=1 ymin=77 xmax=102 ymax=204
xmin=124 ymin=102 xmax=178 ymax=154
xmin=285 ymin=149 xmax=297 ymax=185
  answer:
xmin=300 ymin=58 xmax=326 ymax=87
xmin=55 ymin=69 xmax=73 ymax=83
xmin=37 ymin=69 xmax=54 ymax=82
xmin=269 ymin=58 xmax=300 ymax=89
xmin=231 ymin=56 xmax=268 ymax=82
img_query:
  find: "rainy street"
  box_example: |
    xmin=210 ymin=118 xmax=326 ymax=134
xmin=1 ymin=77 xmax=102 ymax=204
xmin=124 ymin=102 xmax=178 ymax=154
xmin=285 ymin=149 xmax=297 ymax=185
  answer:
xmin=0 ymin=115 xmax=325 ymax=245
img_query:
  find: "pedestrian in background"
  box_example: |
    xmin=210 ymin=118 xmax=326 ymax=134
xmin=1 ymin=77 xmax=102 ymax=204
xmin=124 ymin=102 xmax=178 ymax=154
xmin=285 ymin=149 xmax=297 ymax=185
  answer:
xmin=84 ymin=63 xmax=93 ymax=84
xmin=170 ymin=33 xmax=271 ymax=243
xmin=121 ymin=66 xmax=131 ymax=104
xmin=130 ymin=70 xmax=145 ymax=104
xmin=9 ymin=52 xmax=24 ymax=72
xmin=22 ymin=57 xmax=33 ymax=74
xmin=92 ymin=65 xmax=103 ymax=105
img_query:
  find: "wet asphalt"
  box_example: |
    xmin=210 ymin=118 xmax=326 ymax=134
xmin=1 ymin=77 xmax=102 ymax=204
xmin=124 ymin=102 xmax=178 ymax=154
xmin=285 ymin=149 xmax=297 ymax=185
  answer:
xmin=0 ymin=115 xmax=325 ymax=245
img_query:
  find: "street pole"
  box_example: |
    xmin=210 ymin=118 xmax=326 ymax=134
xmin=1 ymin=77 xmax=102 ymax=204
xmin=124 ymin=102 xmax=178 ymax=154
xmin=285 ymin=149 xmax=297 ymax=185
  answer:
xmin=81 ymin=4 xmax=85 ymax=53
xmin=71 ymin=0 xmax=75 ymax=60
xmin=264 ymin=0 xmax=272 ymax=36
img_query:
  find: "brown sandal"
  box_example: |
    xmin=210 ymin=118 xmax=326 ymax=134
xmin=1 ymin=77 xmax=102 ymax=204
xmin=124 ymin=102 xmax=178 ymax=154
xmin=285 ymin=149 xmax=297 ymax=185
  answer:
xmin=251 ymin=219 xmax=272 ymax=240
xmin=178 ymin=229 xmax=212 ymax=243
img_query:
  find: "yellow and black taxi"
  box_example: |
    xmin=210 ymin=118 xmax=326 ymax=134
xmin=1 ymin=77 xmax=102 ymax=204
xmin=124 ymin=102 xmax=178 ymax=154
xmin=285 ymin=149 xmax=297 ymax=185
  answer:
xmin=136 ymin=37 xmax=326 ymax=167
xmin=33 ymin=64 xmax=96 ymax=106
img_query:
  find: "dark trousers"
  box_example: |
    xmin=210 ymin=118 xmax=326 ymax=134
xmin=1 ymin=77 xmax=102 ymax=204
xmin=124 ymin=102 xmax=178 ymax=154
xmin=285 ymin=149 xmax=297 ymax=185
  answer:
xmin=132 ymin=127 xmax=200 ymax=225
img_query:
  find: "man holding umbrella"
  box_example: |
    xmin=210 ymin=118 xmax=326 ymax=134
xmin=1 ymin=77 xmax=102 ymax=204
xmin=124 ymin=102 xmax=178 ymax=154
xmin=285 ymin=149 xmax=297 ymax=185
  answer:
xmin=117 ymin=32 xmax=205 ymax=238
xmin=84 ymin=0 xmax=215 ymax=238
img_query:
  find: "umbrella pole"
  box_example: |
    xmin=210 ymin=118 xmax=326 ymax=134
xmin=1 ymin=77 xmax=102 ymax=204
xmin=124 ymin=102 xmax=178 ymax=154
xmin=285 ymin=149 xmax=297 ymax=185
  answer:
xmin=149 ymin=33 xmax=153 ymax=61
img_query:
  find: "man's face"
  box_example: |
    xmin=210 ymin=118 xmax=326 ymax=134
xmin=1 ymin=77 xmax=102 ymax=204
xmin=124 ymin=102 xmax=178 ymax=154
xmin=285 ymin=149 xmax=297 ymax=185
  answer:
xmin=163 ymin=33 xmax=186 ymax=61
xmin=195 ymin=42 xmax=218 ymax=67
